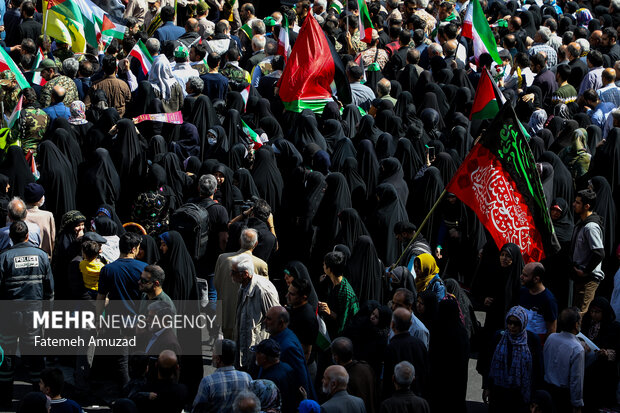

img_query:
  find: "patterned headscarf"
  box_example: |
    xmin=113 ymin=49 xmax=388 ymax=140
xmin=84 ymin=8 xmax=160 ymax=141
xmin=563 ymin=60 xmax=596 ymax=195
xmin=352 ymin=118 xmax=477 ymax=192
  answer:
xmin=59 ymin=210 xmax=86 ymax=232
xmin=69 ymin=101 xmax=88 ymax=125
xmin=489 ymin=306 xmax=533 ymax=402
xmin=528 ymin=109 xmax=547 ymax=135
xmin=249 ymin=380 xmax=281 ymax=413
xmin=576 ymin=8 xmax=593 ymax=28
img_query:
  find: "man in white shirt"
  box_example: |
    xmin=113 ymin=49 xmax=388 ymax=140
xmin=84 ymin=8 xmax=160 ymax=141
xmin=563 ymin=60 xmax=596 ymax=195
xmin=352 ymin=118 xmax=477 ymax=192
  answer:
xmin=172 ymin=45 xmax=199 ymax=97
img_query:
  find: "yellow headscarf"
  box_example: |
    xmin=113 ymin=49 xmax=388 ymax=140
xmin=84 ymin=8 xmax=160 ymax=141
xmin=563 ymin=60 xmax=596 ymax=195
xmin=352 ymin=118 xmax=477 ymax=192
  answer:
xmin=414 ymin=253 xmax=441 ymax=293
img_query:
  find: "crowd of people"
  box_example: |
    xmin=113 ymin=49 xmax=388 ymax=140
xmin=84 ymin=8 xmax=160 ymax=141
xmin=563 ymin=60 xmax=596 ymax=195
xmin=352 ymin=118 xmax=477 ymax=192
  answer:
xmin=0 ymin=0 xmax=619 ymax=411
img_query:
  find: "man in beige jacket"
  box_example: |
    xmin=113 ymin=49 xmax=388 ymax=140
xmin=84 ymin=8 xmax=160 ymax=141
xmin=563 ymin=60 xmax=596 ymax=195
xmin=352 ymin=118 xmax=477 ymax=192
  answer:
xmin=23 ymin=183 xmax=55 ymax=259
xmin=214 ymin=228 xmax=268 ymax=340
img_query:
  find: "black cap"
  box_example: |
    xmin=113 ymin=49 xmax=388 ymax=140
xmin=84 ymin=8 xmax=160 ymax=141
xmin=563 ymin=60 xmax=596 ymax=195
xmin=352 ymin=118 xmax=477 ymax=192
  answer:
xmin=250 ymin=339 xmax=280 ymax=357
xmin=23 ymin=183 xmax=45 ymax=204
xmin=82 ymin=232 xmax=108 ymax=244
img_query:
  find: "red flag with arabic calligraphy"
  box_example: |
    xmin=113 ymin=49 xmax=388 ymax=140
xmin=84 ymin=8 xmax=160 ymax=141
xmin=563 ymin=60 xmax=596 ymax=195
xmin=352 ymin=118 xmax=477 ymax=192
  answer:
xmin=445 ymin=104 xmax=560 ymax=263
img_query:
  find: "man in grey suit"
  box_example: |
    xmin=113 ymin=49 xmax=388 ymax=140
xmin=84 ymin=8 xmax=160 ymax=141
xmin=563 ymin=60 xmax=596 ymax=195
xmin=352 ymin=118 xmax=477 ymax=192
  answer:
xmin=320 ymin=365 xmax=366 ymax=413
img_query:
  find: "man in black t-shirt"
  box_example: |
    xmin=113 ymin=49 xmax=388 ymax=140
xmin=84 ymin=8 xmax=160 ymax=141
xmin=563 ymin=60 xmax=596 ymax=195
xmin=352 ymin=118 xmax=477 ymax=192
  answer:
xmin=286 ymin=278 xmax=318 ymax=363
xmin=227 ymin=199 xmax=277 ymax=264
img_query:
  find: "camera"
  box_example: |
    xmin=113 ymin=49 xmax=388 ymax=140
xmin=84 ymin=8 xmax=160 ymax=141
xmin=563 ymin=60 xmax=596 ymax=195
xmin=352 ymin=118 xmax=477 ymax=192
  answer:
xmin=234 ymin=196 xmax=260 ymax=211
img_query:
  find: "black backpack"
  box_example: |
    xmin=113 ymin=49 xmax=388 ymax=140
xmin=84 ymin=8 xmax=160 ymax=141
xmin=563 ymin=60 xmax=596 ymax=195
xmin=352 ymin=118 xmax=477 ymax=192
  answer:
xmin=170 ymin=203 xmax=209 ymax=261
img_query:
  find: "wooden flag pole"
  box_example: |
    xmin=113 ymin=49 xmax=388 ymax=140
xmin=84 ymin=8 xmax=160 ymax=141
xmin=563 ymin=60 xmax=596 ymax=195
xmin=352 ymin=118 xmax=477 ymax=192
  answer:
xmin=43 ymin=0 xmax=50 ymax=42
xmin=391 ymin=189 xmax=448 ymax=269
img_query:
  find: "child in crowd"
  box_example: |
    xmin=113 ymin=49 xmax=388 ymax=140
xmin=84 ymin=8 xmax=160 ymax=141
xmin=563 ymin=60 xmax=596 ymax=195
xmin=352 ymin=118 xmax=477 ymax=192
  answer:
xmin=39 ymin=368 xmax=83 ymax=413
xmin=78 ymin=240 xmax=104 ymax=300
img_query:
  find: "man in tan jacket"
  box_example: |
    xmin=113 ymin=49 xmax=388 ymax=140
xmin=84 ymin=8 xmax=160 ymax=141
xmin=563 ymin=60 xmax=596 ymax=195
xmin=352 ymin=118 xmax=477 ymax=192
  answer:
xmin=214 ymin=228 xmax=268 ymax=340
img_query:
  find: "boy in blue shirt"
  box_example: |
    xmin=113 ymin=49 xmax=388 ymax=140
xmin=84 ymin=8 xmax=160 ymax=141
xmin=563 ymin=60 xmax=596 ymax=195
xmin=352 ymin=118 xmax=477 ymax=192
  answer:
xmin=40 ymin=368 xmax=83 ymax=413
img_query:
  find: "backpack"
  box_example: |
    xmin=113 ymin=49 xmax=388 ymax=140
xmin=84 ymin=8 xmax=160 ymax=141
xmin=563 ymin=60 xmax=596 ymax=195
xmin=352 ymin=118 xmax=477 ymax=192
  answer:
xmin=170 ymin=203 xmax=210 ymax=261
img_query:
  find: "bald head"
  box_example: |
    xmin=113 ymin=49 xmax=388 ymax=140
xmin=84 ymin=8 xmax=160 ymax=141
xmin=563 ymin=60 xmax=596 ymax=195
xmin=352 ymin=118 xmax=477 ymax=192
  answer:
xmin=392 ymin=307 xmax=412 ymax=333
xmin=590 ymin=30 xmax=602 ymax=47
xmin=51 ymin=85 xmax=66 ymax=104
xmin=377 ymin=78 xmax=392 ymax=97
xmin=186 ymin=18 xmax=199 ymax=32
xmin=602 ymin=68 xmax=616 ymax=85
xmin=7 ymin=197 xmax=27 ymax=222
xmin=331 ymin=337 xmax=354 ymax=364
xmin=265 ymin=305 xmax=289 ymax=335
xmin=157 ymin=350 xmax=179 ymax=380
xmin=521 ymin=262 xmax=546 ymax=289
xmin=443 ymin=39 xmax=458 ymax=57
xmin=323 ymin=365 xmax=349 ymax=395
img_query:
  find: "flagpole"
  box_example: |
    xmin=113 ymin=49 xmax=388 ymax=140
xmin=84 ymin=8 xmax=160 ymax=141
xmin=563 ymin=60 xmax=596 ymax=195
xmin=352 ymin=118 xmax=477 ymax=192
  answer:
xmin=43 ymin=0 xmax=49 ymax=42
xmin=391 ymin=189 xmax=448 ymax=269
xmin=345 ymin=0 xmax=349 ymax=33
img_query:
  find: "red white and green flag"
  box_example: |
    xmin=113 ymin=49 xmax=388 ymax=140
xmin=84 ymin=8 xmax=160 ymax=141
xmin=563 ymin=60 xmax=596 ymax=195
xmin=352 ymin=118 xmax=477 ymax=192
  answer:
xmin=6 ymin=96 xmax=23 ymax=128
xmin=470 ymin=68 xmax=504 ymax=120
xmin=0 ymin=48 xmax=30 ymax=90
xmin=240 ymin=84 xmax=250 ymax=110
xmin=462 ymin=0 xmax=501 ymax=65
xmin=446 ymin=104 xmax=560 ymax=263
xmin=241 ymin=120 xmax=263 ymax=149
xmin=31 ymin=48 xmax=47 ymax=86
xmin=277 ymin=14 xmax=291 ymax=62
xmin=129 ymin=39 xmax=154 ymax=76
xmin=278 ymin=14 xmax=351 ymax=113
xmin=357 ymin=0 xmax=374 ymax=43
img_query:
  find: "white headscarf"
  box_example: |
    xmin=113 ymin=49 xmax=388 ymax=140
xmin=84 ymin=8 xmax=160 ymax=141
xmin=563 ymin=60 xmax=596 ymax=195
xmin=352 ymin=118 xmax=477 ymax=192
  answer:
xmin=149 ymin=55 xmax=177 ymax=101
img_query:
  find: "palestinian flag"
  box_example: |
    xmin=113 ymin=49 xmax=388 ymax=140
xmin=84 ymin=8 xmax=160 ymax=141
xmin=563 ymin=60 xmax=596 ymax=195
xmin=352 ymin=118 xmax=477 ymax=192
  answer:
xmin=241 ymin=120 xmax=262 ymax=149
xmin=357 ymin=0 xmax=373 ymax=43
xmin=6 ymin=96 xmax=22 ymax=128
xmin=470 ymin=68 xmax=504 ymax=120
xmin=129 ymin=40 xmax=154 ymax=76
xmin=43 ymin=0 xmax=87 ymax=53
xmin=0 ymin=48 xmax=30 ymax=90
xmin=462 ymin=0 xmax=501 ymax=65
xmin=240 ymin=84 xmax=250 ymax=110
xmin=279 ymin=14 xmax=351 ymax=113
xmin=31 ymin=48 xmax=47 ymax=86
xmin=101 ymin=14 xmax=126 ymax=40
xmin=73 ymin=0 xmax=106 ymax=47
xmin=446 ymin=104 xmax=560 ymax=263
xmin=277 ymin=14 xmax=291 ymax=62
